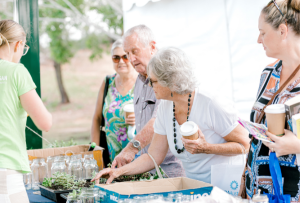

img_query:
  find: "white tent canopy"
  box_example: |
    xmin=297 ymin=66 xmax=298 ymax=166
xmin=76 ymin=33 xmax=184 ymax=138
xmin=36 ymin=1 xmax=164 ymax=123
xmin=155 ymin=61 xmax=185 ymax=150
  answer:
xmin=123 ymin=0 xmax=274 ymax=120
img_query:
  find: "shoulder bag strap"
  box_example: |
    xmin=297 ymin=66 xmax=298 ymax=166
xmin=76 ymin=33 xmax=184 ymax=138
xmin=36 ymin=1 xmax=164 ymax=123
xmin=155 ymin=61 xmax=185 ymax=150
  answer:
xmin=100 ymin=75 xmax=111 ymax=129
xmin=256 ymin=64 xmax=300 ymax=124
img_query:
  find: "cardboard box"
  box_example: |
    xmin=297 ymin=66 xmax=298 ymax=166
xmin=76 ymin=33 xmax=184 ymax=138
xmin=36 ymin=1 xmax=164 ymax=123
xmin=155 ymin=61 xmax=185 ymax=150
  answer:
xmin=95 ymin=177 xmax=213 ymax=203
xmin=27 ymin=145 xmax=104 ymax=170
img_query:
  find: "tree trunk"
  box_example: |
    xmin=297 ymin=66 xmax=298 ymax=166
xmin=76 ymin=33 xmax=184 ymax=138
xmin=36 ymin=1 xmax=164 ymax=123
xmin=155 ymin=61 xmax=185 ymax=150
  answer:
xmin=53 ymin=61 xmax=70 ymax=104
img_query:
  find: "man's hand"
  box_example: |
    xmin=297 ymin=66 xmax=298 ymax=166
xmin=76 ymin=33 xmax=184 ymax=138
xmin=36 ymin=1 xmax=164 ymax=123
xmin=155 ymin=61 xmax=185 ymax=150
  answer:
xmin=111 ymin=144 xmax=138 ymax=168
xmin=92 ymin=168 xmax=123 ymax=184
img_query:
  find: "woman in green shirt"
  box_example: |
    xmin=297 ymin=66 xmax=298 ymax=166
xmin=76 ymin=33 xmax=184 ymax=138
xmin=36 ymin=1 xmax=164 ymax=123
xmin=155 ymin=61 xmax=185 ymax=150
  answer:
xmin=0 ymin=20 xmax=52 ymax=203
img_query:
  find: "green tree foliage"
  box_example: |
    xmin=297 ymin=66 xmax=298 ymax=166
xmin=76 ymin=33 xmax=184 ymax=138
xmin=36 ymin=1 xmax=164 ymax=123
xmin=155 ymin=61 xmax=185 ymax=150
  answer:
xmin=38 ymin=0 xmax=123 ymax=103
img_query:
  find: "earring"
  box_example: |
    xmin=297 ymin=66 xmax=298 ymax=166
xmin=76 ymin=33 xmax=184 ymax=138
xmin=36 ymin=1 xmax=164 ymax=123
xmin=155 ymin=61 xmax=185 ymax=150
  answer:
xmin=171 ymin=92 xmax=173 ymax=97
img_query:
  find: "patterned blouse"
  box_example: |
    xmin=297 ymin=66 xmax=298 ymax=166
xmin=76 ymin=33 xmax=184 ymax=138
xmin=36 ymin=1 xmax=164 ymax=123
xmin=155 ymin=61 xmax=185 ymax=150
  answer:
xmin=103 ymin=74 xmax=135 ymax=162
xmin=246 ymin=60 xmax=300 ymax=202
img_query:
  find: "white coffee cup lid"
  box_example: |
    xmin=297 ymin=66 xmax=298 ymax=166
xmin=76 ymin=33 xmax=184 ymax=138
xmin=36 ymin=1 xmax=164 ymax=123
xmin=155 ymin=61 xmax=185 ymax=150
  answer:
xmin=264 ymin=104 xmax=285 ymax=114
xmin=180 ymin=121 xmax=198 ymax=136
xmin=123 ymin=104 xmax=134 ymax=112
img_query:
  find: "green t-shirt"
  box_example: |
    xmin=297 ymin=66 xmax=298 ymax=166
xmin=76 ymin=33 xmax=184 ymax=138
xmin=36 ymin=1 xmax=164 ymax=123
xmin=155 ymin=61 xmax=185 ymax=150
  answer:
xmin=0 ymin=60 xmax=36 ymax=173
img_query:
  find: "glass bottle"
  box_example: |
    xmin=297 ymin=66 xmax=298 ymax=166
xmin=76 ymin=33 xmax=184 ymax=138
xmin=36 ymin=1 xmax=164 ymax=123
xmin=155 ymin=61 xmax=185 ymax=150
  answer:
xmin=91 ymin=160 xmax=99 ymax=173
xmin=39 ymin=158 xmax=48 ymax=183
xmin=84 ymin=160 xmax=93 ymax=179
xmin=80 ymin=188 xmax=100 ymax=203
xmin=23 ymin=173 xmax=32 ymax=190
xmin=52 ymin=161 xmax=66 ymax=175
xmin=70 ymin=159 xmax=82 ymax=180
xmin=31 ymin=159 xmax=40 ymax=190
xmin=47 ymin=156 xmax=54 ymax=178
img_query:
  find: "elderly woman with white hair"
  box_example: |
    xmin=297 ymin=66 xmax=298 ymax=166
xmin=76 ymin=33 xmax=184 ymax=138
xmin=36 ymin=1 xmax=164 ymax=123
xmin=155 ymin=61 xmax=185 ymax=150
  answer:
xmin=91 ymin=39 xmax=138 ymax=166
xmin=93 ymin=47 xmax=250 ymax=183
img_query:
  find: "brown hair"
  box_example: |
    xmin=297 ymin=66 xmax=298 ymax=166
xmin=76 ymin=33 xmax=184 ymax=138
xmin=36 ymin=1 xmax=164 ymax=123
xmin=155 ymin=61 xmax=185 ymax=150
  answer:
xmin=262 ymin=0 xmax=300 ymax=35
xmin=0 ymin=20 xmax=26 ymax=51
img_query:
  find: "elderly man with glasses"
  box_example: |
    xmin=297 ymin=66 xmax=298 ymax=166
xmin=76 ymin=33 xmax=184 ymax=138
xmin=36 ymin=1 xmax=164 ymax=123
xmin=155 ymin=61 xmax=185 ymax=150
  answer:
xmin=110 ymin=25 xmax=185 ymax=178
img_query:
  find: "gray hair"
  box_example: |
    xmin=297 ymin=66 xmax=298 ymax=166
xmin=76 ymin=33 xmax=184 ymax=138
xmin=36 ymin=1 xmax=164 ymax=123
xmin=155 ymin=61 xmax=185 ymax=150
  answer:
xmin=147 ymin=47 xmax=198 ymax=95
xmin=123 ymin=24 xmax=155 ymax=47
xmin=111 ymin=39 xmax=123 ymax=55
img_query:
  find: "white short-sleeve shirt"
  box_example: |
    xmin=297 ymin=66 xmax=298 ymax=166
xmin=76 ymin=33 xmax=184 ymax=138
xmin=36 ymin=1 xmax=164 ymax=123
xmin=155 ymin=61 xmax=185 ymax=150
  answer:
xmin=154 ymin=87 xmax=240 ymax=183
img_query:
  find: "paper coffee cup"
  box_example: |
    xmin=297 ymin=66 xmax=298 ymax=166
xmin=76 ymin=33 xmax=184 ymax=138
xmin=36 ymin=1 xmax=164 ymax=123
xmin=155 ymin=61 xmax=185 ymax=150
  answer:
xmin=123 ymin=104 xmax=135 ymax=118
xmin=180 ymin=121 xmax=199 ymax=140
xmin=265 ymin=104 xmax=286 ymax=136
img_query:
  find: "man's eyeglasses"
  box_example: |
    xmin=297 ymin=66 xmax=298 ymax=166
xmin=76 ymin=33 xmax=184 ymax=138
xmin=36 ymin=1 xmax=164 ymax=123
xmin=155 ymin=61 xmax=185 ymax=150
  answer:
xmin=112 ymin=55 xmax=129 ymax=63
xmin=268 ymin=0 xmax=284 ymax=17
xmin=23 ymin=44 xmax=29 ymax=56
xmin=148 ymin=77 xmax=158 ymax=88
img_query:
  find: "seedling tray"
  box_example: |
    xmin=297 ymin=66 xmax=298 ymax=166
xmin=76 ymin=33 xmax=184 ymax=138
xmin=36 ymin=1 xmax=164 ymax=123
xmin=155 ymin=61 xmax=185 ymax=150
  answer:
xmin=39 ymin=185 xmax=72 ymax=203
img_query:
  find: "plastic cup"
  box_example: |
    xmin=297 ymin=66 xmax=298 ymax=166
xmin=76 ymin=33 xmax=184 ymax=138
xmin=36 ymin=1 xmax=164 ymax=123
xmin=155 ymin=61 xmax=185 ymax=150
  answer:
xmin=265 ymin=104 xmax=286 ymax=136
xmin=180 ymin=121 xmax=199 ymax=140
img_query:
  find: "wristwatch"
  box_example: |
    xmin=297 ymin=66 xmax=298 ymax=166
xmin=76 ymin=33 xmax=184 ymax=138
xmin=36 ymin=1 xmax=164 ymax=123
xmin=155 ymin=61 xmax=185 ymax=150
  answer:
xmin=130 ymin=139 xmax=141 ymax=151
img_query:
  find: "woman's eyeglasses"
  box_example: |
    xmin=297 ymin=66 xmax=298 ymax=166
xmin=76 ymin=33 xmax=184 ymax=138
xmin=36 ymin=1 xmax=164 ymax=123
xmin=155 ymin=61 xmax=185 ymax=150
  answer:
xmin=148 ymin=77 xmax=158 ymax=88
xmin=23 ymin=44 xmax=29 ymax=56
xmin=112 ymin=55 xmax=129 ymax=63
xmin=268 ymin=0 xmax=284 ymax=17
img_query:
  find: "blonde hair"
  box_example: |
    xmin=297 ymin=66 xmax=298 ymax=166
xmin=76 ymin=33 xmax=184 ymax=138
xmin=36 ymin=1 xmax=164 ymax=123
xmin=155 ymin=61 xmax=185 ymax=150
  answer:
xmin=0 ymin=20 xmax=26 ymax=51
xmin=262 ymin=0 xmax=300 ymax=35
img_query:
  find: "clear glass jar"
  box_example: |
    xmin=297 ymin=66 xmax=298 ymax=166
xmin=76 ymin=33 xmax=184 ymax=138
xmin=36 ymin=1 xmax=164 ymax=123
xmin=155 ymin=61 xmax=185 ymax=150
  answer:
xmin=52 ymin=161 xmax=66 ymax=175
xmin=54 ymin=155 xmax=63 ymax=162
xmin=65 ymin=155 xmax=71 ymax=168
xmin=39 ymin=158 xmax=48 ymax=183
xmin=47 ymin=156 xmax=54 ymax=178
xmin=91 ymin=160 xmax=99 ymax=173
xmin=80 ymin=188 xmax=99 ymax=203
xmin=69 ymin=159 xmax=83 ymax=180
xmin=51 ymin=162 xmax=58 ymax=177
xmin=31 ymin=159 xmax=40 ymax=190
xmin=23 ymin=173 xmax=32 ymax=190
xmin=84 ymin=160 xmax=93 ymax=179
xmin=66 ymin=195 xmax=81 ymax=203
xmin=28 ymin=160 xmax=32 ymax=169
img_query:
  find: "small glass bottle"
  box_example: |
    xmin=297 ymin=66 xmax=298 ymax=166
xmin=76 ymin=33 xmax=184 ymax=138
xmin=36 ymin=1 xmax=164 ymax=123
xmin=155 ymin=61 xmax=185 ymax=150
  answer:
xmin=31 ymin=159 xmax=40 ymax=190
xmin=70 ymin=160 xmax=82 ymax=180
xmin=84 ymin=160 xmax=93 ymax=179
xmin=23 ymin=173 xmax=32 ymax=190
xmin=52 ymin=161 xmax=66 ymax=175
xmin=91 ymin=159 xmax=99 ymax=173
xmin=39 ymin=158 xmax=48 ymax=183
xmin=47 ymin=156 xmax=54 ymax=178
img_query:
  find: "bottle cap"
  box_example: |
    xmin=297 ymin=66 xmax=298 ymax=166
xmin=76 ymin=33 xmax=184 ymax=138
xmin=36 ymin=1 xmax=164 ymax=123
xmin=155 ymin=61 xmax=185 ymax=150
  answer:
xmin=91 ymin=142 xmax=96 ymax=148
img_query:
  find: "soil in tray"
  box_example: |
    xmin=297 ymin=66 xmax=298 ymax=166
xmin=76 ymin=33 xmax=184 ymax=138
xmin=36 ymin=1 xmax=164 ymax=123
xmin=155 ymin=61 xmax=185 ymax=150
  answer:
xmin=114 ymin=173 xmax=152 ymax=182
xmin=46 ymin=181 xmax=94 ymax=190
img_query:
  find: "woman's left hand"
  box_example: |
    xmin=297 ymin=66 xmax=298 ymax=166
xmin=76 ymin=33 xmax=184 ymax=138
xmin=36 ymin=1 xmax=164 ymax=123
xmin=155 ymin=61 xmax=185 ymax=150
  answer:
xmin=181 ymin=128 xmax=210 ymax=154
xmin=263 ymin=129 xmax=300 ymax=157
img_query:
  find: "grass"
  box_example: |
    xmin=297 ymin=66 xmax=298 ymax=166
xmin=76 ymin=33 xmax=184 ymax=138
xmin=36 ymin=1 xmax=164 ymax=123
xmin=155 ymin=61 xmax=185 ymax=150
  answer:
xmin=40 ymin=50 xmax=115 ymax=148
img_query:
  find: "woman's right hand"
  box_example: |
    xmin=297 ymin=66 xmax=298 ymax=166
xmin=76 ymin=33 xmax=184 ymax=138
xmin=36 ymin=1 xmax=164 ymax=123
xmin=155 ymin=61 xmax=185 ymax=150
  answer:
xmin=91 ymin=167 xmax=123 ymax=184
xmin=125 ymin=114 xmax=135 ymax=126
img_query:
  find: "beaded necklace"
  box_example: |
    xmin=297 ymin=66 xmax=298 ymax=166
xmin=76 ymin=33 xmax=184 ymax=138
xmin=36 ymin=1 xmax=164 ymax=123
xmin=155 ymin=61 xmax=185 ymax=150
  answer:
xmin=173 ymin=93 xmax=192 ymax=154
